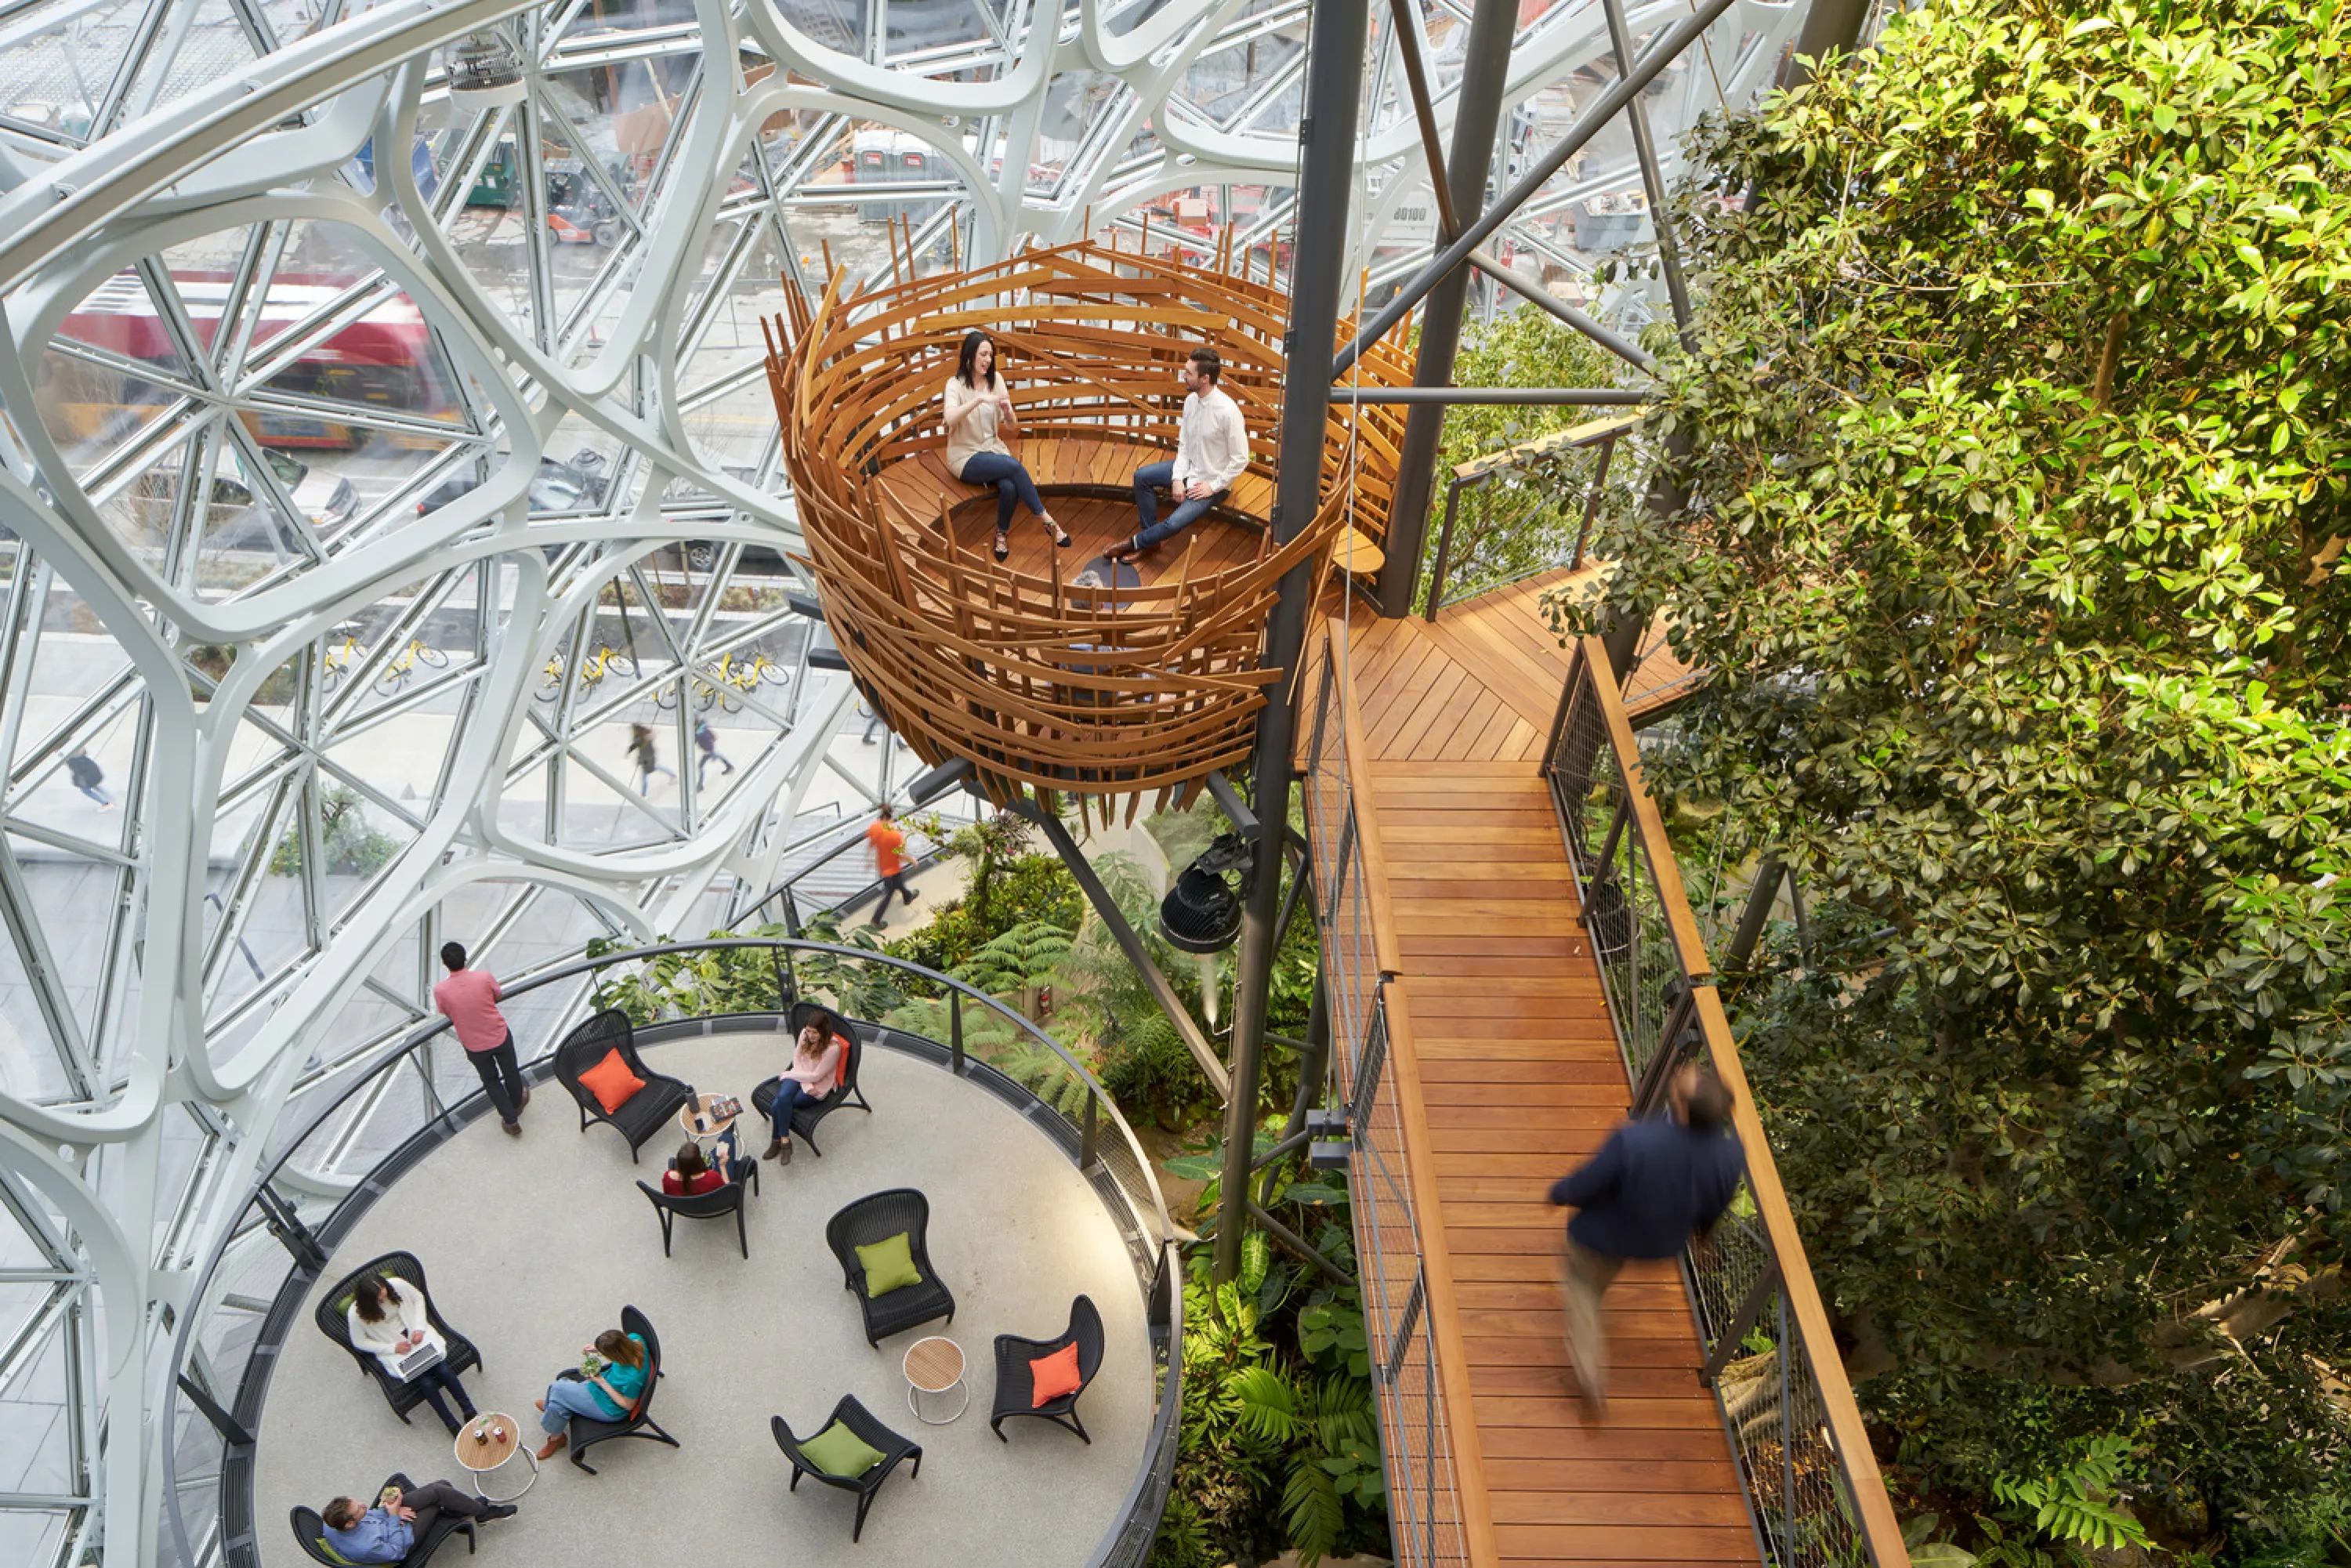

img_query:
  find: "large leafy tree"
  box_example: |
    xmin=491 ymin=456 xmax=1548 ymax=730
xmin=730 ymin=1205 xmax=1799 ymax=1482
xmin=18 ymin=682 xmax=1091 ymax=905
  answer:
xmin=1574 ymin=0 xmax=2351 ymax=1544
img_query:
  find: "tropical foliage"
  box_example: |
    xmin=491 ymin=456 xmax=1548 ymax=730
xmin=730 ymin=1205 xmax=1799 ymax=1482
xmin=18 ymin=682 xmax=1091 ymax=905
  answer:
xmin=1559 ymin=0 xmax=2351 ymax=1553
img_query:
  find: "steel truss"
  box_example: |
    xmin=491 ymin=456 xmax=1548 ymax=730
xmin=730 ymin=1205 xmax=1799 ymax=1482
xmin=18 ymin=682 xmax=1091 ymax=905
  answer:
xmin=0 ymin=0 xmax=1820 ymax=1560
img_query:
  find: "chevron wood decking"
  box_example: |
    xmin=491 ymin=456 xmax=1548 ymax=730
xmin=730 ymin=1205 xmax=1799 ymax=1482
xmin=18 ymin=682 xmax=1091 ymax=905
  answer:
xmin=1324 ymin=585 xmax=1759 ymax=1568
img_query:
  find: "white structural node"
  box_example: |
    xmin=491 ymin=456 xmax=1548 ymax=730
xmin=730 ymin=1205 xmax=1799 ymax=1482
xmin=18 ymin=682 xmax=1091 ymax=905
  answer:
xmin=0 ymin=0 xmax=1807 ymax=1561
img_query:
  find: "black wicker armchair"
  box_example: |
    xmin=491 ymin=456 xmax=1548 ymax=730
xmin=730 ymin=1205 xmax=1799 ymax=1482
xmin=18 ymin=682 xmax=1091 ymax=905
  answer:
xmin=552 ymin=1009 xmax=691 ymax=1163
xmin=751 ymin=1003 xmax=873 ymax=1157
xmin=772 ymin=1397 xmax=922 ymax=1542
xmin=314 ymin=1251 xmax=484 ymax=1425
xmin=636 ymin=1158 xmax=759 ymax=1258
xmin=989 ymin=1294 xmax=1105 ymax=1443
xmin=561 ymin=1304 xmax=681 ymax=1473
xmin=824 ymin=1188 xmax=955 ymax=1345
xmin=289 ymin=1472 xmax=474 ymax=1566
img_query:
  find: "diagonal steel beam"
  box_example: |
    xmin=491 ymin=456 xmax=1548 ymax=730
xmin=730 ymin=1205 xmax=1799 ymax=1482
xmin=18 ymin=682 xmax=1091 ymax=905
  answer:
xmin=1333 ymin=0 xmax=1741 ymax=380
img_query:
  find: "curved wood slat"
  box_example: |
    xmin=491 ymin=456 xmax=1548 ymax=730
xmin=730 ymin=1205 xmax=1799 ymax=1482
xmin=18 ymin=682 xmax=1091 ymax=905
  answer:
xmin=769 ymin=238 xmax=1413 ymax=804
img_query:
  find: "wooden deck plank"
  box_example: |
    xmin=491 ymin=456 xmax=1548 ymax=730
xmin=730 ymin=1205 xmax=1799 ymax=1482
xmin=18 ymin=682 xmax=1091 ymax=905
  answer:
xmin=1317 ymin=611 xmax=1759 ymax=1568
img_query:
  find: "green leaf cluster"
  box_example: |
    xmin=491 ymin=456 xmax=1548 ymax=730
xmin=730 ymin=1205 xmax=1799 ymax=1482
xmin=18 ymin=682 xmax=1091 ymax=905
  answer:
xmin=1563 ymin=0 xmax=2351 ymax=1550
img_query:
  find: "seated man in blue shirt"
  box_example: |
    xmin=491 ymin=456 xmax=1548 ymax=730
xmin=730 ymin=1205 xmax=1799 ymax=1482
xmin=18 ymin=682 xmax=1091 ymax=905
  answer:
xmin=1547 ymin=1063 xmax=1745 ymax=1414
xmin=321 ymin=1479 xmax=513 ymax=1563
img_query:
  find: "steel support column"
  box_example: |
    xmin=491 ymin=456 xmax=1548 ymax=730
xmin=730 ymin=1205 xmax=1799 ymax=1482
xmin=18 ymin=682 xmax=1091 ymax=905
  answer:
xmin=1334 ymin=0 xmax=1742 ymax=379
xmin=1215 ymin=0 xmax=1370 ymax=1284
xmin=1372 ymin=0 xmax=1520 ymax=617
xmin=1787 ymin=0 xmax=1875 ymax=89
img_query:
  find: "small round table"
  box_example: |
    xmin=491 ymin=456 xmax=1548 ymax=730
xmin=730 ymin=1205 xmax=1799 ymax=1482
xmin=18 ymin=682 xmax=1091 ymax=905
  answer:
xmin=454 ymin=1413 xmax=538 ymax=1501
xmin=903 ymin=1336 xmax=968 ymax=1425
xmin=678 ymin=1092 xmax=738 ymax=1150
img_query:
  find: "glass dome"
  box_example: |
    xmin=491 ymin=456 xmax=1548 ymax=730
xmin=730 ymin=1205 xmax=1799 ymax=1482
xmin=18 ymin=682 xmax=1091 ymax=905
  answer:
xmin=0 ymin=0 xmax=1816 ymax=1559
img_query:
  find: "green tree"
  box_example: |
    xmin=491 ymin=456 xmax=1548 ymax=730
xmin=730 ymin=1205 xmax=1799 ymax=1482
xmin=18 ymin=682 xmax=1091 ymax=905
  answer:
xmin=1567 ymin=0 xmax=2351 ymax=1548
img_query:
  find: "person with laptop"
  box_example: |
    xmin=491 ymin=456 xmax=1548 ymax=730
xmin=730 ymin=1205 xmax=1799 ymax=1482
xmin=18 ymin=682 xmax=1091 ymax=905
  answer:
xmin=346 ymin=1273 xmax=480 ymax=1435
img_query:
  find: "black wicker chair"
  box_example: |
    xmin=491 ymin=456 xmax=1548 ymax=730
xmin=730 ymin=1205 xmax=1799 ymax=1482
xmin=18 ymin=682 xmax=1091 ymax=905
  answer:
xmin=552 ymin=1009 xmax=691 ymax=1163
xmin=636 ymin=1159 xmax=759 ymax=1258
xmin=772 ymin=1397 xmax=922 ymax=1542
xmin=751 ymin=1004 xmax=872 ymax=1157
xmin=825 ymin=1189 xmax=955 ymax=1345
xmin=989 ymin=1294 xmax=1105 ymax=1443
xmin=290 ymin=1472 xmax=474 ymax=1566
xmin=313 ymin=1251 xmax=484 ymax=1425
xmin=562 ymin=1304 xmax=680 ymax=1473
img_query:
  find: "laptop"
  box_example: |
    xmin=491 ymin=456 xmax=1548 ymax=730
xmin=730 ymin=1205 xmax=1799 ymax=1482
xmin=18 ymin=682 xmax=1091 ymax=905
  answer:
xmin=393 ymin=1338 xmax=446 ymax=1380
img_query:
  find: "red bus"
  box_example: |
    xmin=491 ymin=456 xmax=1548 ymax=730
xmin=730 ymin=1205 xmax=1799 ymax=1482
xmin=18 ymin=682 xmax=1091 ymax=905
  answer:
xmin=44 ymin=271 xmax=459 ymax=450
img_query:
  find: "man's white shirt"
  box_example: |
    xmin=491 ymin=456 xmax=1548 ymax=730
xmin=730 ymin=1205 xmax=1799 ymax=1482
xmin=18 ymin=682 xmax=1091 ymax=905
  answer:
xmin=1172 ymin=386 xmax=1249 ymax=494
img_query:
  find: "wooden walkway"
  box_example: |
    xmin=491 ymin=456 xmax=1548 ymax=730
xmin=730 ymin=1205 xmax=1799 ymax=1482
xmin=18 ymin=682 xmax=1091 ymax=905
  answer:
xmin=1327 ymin=580 xmax=1758 ymax=1568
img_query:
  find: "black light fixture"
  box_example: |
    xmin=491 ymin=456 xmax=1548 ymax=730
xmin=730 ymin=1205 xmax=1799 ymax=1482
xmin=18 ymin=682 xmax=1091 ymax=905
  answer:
xmin=1158 ymin=831 xmax=1253 ymax=953
xmin=447 ymin=30 xmax=527 ymax=107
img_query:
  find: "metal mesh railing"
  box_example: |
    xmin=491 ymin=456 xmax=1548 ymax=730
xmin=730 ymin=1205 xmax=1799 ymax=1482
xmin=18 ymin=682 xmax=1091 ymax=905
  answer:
xmin=1542 ymin=635 xmax=1909 ymax=1568
xmin=160 ymin=940 xmax=1179 ymax=1568
xmin=1422 ymin=415 xmax=1637 ymax=619
xmin=1304 ymin=636 xmax=1473 ymax=1568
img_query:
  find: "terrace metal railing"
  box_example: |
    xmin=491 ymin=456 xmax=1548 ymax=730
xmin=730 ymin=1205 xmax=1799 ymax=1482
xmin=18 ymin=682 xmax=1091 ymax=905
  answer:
xmin=1302 ymin=632 xmax=1487 ymax=1568
xmin=160 ymin=939 xmax=1179 ymax=1568
xmin=1422 ymin=413 xmax=1637 ymax=621
xmin=1543 ymin=635 xmax=1909 ymax=1568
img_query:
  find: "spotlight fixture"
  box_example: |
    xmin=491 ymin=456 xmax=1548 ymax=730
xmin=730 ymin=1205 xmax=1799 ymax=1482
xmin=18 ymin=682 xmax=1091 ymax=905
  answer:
xmin=1158 ymin=831 xmax=1253 ymax=954
xmin=447 ymin=30 xmax=527 ymax=107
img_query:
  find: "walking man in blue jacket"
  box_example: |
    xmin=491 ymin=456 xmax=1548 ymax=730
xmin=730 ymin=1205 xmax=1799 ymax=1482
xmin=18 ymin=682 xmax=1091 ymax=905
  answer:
xmin=1548 ymin=1063 xmax=1744 ymax=1413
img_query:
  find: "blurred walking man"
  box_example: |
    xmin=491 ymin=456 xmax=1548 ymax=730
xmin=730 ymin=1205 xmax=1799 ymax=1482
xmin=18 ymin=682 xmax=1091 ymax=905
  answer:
xmin=1546 ymin=1063 xmax=1743 ymax=1413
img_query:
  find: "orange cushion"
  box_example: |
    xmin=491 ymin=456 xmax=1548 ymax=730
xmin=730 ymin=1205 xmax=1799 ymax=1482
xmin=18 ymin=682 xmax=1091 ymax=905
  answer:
xmin=579 ymin=1048 xmax=644 ymax=1115
xmin=1029 ymin=1342 xmax=1083 ymax=1407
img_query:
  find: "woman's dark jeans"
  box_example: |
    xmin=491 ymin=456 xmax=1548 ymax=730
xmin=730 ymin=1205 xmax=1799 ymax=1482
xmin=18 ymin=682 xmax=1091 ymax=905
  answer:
xmin=957 ymin=452 xmax=1046 ymax=534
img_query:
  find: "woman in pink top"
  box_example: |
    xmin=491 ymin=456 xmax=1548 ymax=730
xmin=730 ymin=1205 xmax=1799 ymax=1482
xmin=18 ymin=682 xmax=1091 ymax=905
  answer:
xmin=763 ymin=1009 xmax=849 ymax=1164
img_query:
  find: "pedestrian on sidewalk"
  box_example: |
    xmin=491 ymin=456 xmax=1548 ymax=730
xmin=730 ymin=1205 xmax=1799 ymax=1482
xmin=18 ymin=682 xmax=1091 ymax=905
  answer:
xmin=1546 ymin=1063 xmax=1743 ymax=1414
xmin=627 ymin=723 xmax=675 ymax=794
xmin=433 ymin=941 xmax=529 ymax=1138
xmin=67 ymin=752 xmax=113 ymax=808
xmin=858 ymin=805 xmax=919 ymax=929
xmin=694 ymin=718 xmax=734 ymax=786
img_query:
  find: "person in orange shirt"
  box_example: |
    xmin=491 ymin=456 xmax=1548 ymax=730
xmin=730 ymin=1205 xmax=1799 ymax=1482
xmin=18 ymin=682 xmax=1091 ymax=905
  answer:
xmin=859 ymin=806 xmax=918 ymax=929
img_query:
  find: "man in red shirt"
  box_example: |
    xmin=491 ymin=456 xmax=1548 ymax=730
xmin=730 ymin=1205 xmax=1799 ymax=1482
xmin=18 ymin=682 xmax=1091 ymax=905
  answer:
xmin=859 ymin=806 xmax=919 ymax=930
xmin=434 ymin=942 xmax=528 ymax=1137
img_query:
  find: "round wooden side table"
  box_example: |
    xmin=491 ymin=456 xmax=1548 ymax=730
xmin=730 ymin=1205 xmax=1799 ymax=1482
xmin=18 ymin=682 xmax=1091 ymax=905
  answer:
xmin=902 ymin=1336 xmax=968 ymax=1425
xmin=454 ymin=1412 xmax=538 ymax=1501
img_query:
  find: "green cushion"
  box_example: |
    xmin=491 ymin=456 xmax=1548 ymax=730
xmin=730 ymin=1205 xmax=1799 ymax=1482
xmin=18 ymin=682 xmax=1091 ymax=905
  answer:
xmin=854 ymin=1231 xmax=922 ymax=1298
xmin=313 ymin=1538 xmax=355 ymax=1566
xmin=798 ymin=1418 xmax=885 ymax=1479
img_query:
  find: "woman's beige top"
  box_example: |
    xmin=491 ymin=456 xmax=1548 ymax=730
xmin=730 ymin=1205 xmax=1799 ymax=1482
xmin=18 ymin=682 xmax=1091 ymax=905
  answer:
xmin=944 ymin=375 xmax=1009 ymax=476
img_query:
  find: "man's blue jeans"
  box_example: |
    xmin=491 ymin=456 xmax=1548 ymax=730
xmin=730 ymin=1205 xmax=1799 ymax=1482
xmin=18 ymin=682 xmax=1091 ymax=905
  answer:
xmin=1131 ymin=461 xmax=1227 ymax=548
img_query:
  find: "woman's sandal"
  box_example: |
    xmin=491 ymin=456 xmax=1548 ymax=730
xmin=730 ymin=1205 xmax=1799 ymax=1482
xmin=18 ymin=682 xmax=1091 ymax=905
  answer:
xmin=993 ymin=530 xmax=1010 ymax=563
xmin=1045 ymin=519 xmax=1074 ymax=549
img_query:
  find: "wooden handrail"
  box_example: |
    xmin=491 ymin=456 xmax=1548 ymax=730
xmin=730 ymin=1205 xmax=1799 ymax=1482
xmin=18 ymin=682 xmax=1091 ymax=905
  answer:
xmin=1694 ymin=985 xmax=1907 ymax=1564
xmin=1382 ymin=980 xmax=1502 ymax=1568
xmin=1566 ymin=635 xmax=1912 ymax=1568
xmin=1328 ymin=621 xmax=1404 ymax=978
xmin=1317 ymin=620 xmax=1496 ymax=1568
xmin=1576 ymin=634 xmax=1710 ymax=976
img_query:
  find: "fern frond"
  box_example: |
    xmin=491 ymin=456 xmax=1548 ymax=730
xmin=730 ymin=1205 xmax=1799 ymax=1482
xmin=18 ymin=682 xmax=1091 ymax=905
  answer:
xmin=1281 ymin=1457 xmax=1346 ymax=1566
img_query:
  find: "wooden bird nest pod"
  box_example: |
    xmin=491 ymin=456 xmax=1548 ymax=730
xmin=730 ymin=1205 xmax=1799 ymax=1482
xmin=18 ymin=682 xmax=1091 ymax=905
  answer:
xmin=764 ymin=237 xmax=1411 ymax=809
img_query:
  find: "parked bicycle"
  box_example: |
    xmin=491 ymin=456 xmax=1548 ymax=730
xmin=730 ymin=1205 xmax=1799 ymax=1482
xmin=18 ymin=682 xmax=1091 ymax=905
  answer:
xmin=719 ymin=651 xmax=786 ymax=693
xmin=535 ymin=644 xmax=637 ymax=701
xmin=321 ymin=633 xmax=368 ymax=691
xmin=654 ymin=667 xmax=744 ymax=713
xmin=372 ymin=639 xmax=450 ymax=695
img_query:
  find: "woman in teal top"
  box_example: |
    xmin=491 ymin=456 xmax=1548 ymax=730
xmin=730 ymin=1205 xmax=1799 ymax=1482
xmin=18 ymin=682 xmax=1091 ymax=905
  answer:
xmin=533 ymin=1328 xmax=647 ymax=1461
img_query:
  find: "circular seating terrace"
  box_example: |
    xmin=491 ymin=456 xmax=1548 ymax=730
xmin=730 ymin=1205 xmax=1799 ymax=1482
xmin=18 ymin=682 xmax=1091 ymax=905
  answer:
xmin=242 ymin=983 xmax=1173 ymax=1568
xmin=766 ymin=237 xmax=1415 ymax=804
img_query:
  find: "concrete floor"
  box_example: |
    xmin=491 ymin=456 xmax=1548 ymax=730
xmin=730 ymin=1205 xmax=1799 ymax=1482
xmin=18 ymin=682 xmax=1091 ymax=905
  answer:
xmin=253 ymin=1029 xmax=1153 ymax=1567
